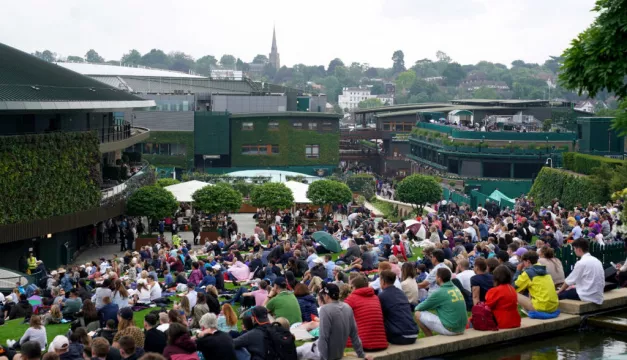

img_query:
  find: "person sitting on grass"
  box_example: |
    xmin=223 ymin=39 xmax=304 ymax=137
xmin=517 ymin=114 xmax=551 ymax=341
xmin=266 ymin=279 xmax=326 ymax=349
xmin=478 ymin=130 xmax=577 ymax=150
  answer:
xmin=485 ymin=265 xmax=521 ymax=329
xmin=514 ymin=251 xmax=559 ymax=314
xmin=415 ymin=267 xmax=468 ymax=337
xmin=13 ymin=315 xmax=47 ymax=351
xmin=378 ymin=270 xmax=419 ymax=345
xmin=61 ymin=290 xmax=81 ymax=320
xmin=418 ymin=249 xmax=450 ymax=297
xmin=9 ymin=293 xmax=33 ymax=321
xmin=264 ymin=277 xmax=302 ymax=325
xmin=195 ymin=313 xmax=236 ymax=360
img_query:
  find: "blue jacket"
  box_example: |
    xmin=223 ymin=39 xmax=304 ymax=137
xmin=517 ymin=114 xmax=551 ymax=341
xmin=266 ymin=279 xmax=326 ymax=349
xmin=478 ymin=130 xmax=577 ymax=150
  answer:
xmin=98 ymin=303 xmax=119 ymax=328
xmin=60 ymin=275 xmax=73 ymax=292
xmin=198 ymin=274 xmax=216 ymax=288
xmin=378 ymin=286 xmax=419 ymax=338
xmin=296 ymin=294 xmax=319 ymax=322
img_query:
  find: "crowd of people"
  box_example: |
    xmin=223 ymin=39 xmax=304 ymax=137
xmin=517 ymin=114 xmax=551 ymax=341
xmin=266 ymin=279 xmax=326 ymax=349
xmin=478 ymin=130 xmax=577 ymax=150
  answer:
xmin=1 ymin=192 xmax=626 ymax=360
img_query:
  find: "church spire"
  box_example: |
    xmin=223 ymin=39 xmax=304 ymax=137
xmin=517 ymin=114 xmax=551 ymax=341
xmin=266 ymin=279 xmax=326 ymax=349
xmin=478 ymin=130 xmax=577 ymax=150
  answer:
xmin=271 ymin=25 xmax=277 ymax=51
xmin=269 ymin=25 xmax=280 ymax=70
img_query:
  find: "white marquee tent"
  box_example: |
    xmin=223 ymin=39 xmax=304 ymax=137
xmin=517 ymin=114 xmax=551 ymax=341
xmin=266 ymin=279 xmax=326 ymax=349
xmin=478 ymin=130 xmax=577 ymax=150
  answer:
xmin=284 ymin=181 xmax=311 ymax=204
xmin=164 ymin=180 xmax=211 ymax=202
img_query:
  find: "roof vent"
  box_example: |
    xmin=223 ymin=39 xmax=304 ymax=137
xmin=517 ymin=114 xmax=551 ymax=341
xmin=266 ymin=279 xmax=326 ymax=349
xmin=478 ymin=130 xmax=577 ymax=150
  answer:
xmin=30 ymin=85 xmax=40 ymax=91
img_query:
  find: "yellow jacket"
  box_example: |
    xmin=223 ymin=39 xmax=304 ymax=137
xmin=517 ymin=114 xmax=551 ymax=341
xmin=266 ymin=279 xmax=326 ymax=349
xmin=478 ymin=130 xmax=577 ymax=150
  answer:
xmin=514 ymin=263 xmax=559 ymax=313
xmin=27 ymin=256 xmax=37 ymax=270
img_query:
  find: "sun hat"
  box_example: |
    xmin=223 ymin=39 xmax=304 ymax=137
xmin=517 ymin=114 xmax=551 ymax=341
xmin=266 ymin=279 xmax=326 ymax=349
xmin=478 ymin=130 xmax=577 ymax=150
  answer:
xmin=48 ymin=335 xmax=69 ymax=353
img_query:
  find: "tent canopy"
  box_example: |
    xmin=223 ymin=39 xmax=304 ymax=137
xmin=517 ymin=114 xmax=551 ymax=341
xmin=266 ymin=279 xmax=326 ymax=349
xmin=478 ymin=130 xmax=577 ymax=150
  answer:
xmin=489 ymin=190 xmax=515 ymax=204
xmin=284 ymin=181 xmax=311 ymax=204
xmin=165 ymin=180 xmax=211 ymax=202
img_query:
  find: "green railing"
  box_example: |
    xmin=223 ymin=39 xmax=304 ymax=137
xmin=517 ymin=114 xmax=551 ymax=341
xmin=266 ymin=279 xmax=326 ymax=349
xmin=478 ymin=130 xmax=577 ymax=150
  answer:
xmin=416 ymin=122 xmax=453 ymax=134
xmin=415 ymin=123 xmax=576 ymax=141
xmin=556 ymin=242 xmax=625 ymax=277
xmin=410 ymin=136 xmax=566 ymax=156
xmin=442 ymin=186 xmax=471 ymax=205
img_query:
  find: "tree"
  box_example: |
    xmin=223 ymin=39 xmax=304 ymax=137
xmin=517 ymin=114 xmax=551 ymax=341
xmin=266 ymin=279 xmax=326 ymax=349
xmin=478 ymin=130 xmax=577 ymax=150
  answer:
xmin=473 ymin=86 xmax=498 ymax=99
xmin=126 ymin=186 xmax=179 ymax=233
xmin=33 ymin=50 xmax=57 ymax=62
xmin=237 ymin=58 xmax=249 ymax=72
xmin=169 ymin=51 xmax=195 ymax=73
xmin=253 ymin=54 xmax=269 ymax=64
xmin=542 ymin=119 xmax=553 ymax=132
xmin=327 ymin=58 xmax=344 ymax=75
xmin=66 ymin=55 xmax=84 ymax=63
xmin=85 ymin=49 xmax=104 ymax=63
xmin=121 ymin=49 xmax=141 ymax=65
xmin=395 ymin=70 xmax=416 ymax=92
xmin=250 ymin=182 xmax=294 ymax=211
xmin=232 ymin=181 xmax=256 ymax=199
xmin=559 ymin=0 xmax=627 ymax=135
xmin=155 ymin=178 xmax=180 ymax=188
xmin=396 ymin=175 xmax=442 ymax=214
xmin=306 ymin=180 xmax=353 ymax=212
xmin=358 ymin=98 xmax=384 ymax=109
xmin=192 ymin=183 xmax=242 ymax=215
xmin=195 ymin=55 xmax=217 ymax=75
xmin=370 ymin=82 xmax=385 ymax=95
xmin=333 ymin=104 xmax=343 ymax=115
xmin=141 ymin=49 xmax=170 ymax=69
xmin=365 ymin=67 xmax=379 ymax=78
xmin=442 ymin=62 xmax=466 ymax=86
xmin=436 ymin=51 xmax=452 ymax=64
xmin=392 ymin=50 xmax=406 ymax=74
xmin=220 ymin=54 xmax=236 ymax=69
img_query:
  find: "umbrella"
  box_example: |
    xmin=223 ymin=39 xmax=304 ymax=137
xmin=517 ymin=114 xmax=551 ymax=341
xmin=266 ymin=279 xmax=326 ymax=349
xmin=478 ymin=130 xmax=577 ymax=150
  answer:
xmin=406 ymin=222 xmax=423 ymax=235
xmin=404 ymin=219 xmax=419 ymax=227
xmin=312 ymin=231 xmax=342 ymax=253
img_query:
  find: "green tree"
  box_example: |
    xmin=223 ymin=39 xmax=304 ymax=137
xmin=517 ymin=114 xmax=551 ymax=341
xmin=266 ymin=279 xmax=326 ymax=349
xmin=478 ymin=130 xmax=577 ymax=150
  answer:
xmin=307 ymin=180 xmax=353 ymax=212
xmin=333 ymin=104 xmax=343 ymax=115
xmin=392 ymin=50 xmax=406 ymax=74
xmin=442 ymin=62 xmax=466 ymax=86
xmin=327 ymin=58 xmax=344 ymax=75
xmin=365 ymin=67 xmax=379 ymax=78
xmin=121 ymin=49 xmax=141 ymax=65
xmin=126 ymin=186 xmax=179 ymax=233
xmin=395 ymin=70 xmax=417 ymax=92
xmin=358 ymin=98 xmax=384 ymax=109
xmin=232 ymin=181 xmax=256 ymax=198
xmin=473 ymin=86 xmax=498 ymax=99
xmin=141 ymin=49 xmax=170 ymax=69
xmin=396 ymin=175 xmax=442 ymax=213
xmin=436 ymin=50 xmax=452 ymax=64
xmin=33 ymin=50 xmax=56 ymax=62
xmin=66 ymin=55 xmax=84 ymax=63
xmin=408 ymin=92 xmax=430 ymax=104
xmin=195 ymin=55 xmax=217 ymax=75
xmin=542 ymin=119 xmax=553 ymax=132
xmin=169 ymin=51 xmax=195 ymax=73
xmin=253 ymin=54 xmax=269 ymax=64
xmin=220 ymin=54 xmax=236 ymax=68
xmin=85 ymin=49 xmax=104 ymax=63
xmin=192 ymin=183 xmax=242 ymax=215
xmin=250 ymin=182 xmax=294 ymax=211
xmin=370 ymin=82 xmax=385 ymax=95
xmin=155 ymin=178 xmax=180 ymax=188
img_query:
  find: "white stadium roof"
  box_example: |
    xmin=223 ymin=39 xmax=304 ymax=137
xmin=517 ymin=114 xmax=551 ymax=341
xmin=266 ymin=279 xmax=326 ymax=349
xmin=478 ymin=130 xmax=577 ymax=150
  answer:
xmin=55 ymin=62 xmax=207 ymax=79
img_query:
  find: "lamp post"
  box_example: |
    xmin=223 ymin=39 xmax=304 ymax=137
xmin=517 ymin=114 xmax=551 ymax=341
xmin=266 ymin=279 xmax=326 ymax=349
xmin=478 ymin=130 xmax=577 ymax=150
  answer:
xmin=545 ymin=157 xmax=553 ymax=168
xmin=545 ymin=136 xmax=549 ymax=153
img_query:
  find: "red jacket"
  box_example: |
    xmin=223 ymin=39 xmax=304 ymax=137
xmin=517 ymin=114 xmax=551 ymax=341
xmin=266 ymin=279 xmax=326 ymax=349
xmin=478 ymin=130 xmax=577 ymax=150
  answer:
xmin=344 ymin=287 xmax=388 ymax=351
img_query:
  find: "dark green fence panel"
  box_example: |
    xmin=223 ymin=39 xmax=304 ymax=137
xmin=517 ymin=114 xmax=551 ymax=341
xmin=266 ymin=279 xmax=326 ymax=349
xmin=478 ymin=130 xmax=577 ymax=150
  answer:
xmin=557 ymin=242 xmax=625 ymax=277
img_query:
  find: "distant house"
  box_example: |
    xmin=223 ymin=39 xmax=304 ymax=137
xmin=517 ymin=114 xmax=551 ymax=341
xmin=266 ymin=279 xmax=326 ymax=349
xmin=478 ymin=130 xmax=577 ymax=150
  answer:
xmin=338 ymin=86 xmax=375 ymax=110
xmin=376 ymin=94 xmax=395 ymax=106
xmin=574 ymin=100 xmax=606 ymax=113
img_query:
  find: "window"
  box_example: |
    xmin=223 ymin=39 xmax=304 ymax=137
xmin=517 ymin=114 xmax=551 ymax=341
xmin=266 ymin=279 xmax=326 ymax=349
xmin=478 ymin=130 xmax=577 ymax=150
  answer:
xmin=382 ymin=122 xmax=413 ymax=132
xmin=242 ymin=122 xmax=254 ymax=131
xmin=241 ymin=144 xmax=279 ymax=155
xmin=308 ymin=122 xmax=318 ymax=130
xmin=322 ymin=122 xmax=333 ymax=131
xmin=293 ymin=122 xmax=303 ymax=129
xmin=268 ymin=122 xmax=279 ymax=131
xmin=305 ymin=145 xmax=320 ymax=158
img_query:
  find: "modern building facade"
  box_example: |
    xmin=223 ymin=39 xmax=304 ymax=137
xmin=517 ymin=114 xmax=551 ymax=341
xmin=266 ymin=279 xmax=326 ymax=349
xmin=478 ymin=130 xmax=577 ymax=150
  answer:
xmin=0 ymin=43 xmax=155 ymax=270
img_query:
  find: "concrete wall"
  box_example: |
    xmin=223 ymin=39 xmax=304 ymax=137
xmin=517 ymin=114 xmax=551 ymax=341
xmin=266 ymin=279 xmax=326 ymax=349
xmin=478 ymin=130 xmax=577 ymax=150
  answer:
xmin=212 ymin=95 xmax=287 ymax=113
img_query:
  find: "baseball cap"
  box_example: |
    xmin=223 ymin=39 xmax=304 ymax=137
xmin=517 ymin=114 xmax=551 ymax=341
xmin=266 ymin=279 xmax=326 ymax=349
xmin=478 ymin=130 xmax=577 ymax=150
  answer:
xmin=274 ymin=277 xmax=287 ymax=288
xmin=251 ymin=306 xmax=269 ymax=322
xmin=119 ymin=307 xmax=133 ymax=321
xmin=319 ymin=283 xmax=340 ymax=301
xmin=313 ymin=257 xmax=324 ymax=264
xmin=48 ymin=335 xmax=69 ymax=353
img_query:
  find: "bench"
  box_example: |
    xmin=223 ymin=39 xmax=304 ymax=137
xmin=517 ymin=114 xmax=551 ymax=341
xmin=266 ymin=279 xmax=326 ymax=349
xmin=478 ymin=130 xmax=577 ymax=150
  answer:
xmin=559 ymin=288 xmax=627 ymax=315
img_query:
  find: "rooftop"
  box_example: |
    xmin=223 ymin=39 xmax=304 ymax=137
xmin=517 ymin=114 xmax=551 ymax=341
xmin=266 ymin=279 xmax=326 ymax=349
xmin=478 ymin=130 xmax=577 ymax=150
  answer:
xmin=0 ymin=43 xmax=154 ymax=110
xmin=55 ymin=62 xmax=207 ymax=79
xmin=230 ymin=112 xmax=342 ymax=119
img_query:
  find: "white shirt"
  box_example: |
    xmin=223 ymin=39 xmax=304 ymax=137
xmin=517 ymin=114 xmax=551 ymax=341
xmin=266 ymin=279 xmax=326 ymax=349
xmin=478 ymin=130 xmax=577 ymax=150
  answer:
xmin=157 ymin=323 xmax=170 ymax=332
xmin=426 ymin=263 xmax=452 ymax=296
xmin=149 ymin=282 xmax=162 ymax=301
xmin=456 ymin=270 xmax=476 ymax=293
xmin=462 ymin=227 xmax=477 ymax=242
xmin=186 ymin=290 xmax=198 ymax=308
xmin=370 ymin=277 xmax=402 ymax=292
xmin=100 ymin=261 xmax=110 ymax=274
xmin=565 ymin=253 xmax=605 ymax=304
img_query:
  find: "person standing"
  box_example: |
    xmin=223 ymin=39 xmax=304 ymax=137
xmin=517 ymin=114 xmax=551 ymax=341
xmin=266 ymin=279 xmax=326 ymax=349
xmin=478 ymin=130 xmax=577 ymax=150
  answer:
xmin=27 ymin=252 xmax=37 ymax=275
xmin=557 ymin=239 xmax=605 ymax=304
xmin=192 ymin=219 xmax=200 ymax=246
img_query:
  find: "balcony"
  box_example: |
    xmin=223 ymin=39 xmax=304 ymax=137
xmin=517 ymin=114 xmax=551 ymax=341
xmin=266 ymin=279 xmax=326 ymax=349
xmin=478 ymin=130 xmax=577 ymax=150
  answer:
xmin=99 ymin=122 xmax=150 ymax=153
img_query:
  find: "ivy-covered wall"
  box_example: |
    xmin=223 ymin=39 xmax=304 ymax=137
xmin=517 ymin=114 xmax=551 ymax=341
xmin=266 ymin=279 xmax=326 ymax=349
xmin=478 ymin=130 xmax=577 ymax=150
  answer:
xmin=231 ymin=119 xmax=339 ymax=167
xmin=0 ymin=132 xmax=101 ymax=225
xmin=142 ymin=131 xmax=194 ymax=169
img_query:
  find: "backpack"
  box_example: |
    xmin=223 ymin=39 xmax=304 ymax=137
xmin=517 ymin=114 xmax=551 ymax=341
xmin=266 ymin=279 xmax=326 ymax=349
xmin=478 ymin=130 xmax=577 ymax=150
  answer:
xmin=263 ymin=323 xmax=297 ymax=360
xmin=171 ymin=353 xmax=199 ymax=360
xmin=471 ymin=302 xmax=498 ymax=331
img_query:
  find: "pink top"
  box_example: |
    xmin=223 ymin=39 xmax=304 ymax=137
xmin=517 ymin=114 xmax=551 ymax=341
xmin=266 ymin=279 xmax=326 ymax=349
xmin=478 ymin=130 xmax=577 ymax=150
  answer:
xmin=228 ymin=261 xmax=251 ymax=281
xmin=251 ymin=289 xmax=268 ymax=306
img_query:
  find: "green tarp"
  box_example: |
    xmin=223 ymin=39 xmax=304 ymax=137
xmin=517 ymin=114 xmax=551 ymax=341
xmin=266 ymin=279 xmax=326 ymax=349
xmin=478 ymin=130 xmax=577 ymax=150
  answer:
xmin=489 ymin=190 xmax=516 ymax=208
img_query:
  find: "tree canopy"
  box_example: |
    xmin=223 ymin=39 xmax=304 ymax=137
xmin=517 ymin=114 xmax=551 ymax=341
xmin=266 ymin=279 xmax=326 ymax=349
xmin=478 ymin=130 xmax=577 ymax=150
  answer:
xmin=253 ymin=54 xmax=269 ymax=64
xmin=192 ymin=183 xmax=242 ymax=215
xmin=250 ymin=182 xmax=294 ymax=211
xmin=121 ymin=49 xmax=141 ymax=65
xmin=392 ymin=50 xmax=406 ymax=74
xmin=126 ymin=186 xmax=179 ymax=228
xmin=358 ymin=98 xmax=384 ymax=109
xmin=306 ymin=180 xmax=353 ymax=208
xmin=85 ymin=49 xmax=104 ymax=63
xmin=396 ymin=175 xmax=442 ymax=213
xmin=220 ymin=54 xmax=236 ymax=68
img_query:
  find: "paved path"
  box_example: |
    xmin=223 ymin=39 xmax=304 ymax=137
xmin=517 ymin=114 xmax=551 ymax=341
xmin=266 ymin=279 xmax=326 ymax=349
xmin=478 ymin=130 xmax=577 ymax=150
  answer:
xmin=72 ymin=213 xmax=257 ymax=265
xmin=375 ymin=194 xmax=437 ymax=214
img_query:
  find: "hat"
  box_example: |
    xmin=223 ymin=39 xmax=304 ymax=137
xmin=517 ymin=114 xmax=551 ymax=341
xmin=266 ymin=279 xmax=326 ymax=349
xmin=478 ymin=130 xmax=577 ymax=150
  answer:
xmin=48 ymin=335 xmax=69 ymax=353
xmin=137 ymin=278 xmax=147 ymax=285
xmin=465 ymin=221 xmax=473 ymax=225
xmin=5 ymin=295 xmax=13 ymax=303
xmin=313 ymin=257 xmax=324 ymax=264
xmin=251 ymin=306 xmax=269 ymax=322
xmin=57 ymin=268 xmax=66 ymax=274
xmin=319 ymin=283 xmax=340 ymax=301
xmin=274 ymin=277 xmax=287 ymax=288
xmin=50 ymin=270 xmax=57 ymax=276
xmin=119 ymin=307 xmax=133 ymax=321
xmin=515 ymin=248 xmax=528 ymax=257
xmin=80 ymin=265 xmax=85 ymax=269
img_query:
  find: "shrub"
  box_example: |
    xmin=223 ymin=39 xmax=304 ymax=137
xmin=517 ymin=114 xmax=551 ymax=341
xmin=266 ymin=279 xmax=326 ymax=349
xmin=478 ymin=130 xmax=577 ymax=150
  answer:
xmin=563 ymin=152 xmax=625 ymax=175
xmin=193 ymin=183 xmax=243 ymax=215
xmin=127 ymin=185 xmax=179 ymax=232
xmin=396 ymin=174 xmax=442 ymax=213
xmin=529 ymin=167 xmax=607 ymax=208
xmin=156 ymin=178 xmax=180 ymax=188
xmin=250 ymin=182 xmax=294 ymax=210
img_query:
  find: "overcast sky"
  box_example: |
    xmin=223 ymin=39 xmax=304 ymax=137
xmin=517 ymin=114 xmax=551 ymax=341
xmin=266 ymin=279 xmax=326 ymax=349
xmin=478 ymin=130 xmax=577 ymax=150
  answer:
xmin=1 ymin=0 xmax=597 ymax=69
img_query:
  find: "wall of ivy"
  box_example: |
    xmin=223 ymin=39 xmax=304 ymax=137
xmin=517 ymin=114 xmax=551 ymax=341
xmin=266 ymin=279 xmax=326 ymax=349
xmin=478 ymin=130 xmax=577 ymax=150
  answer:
xmin=0 ymin=132 xmax=101 ymax=225
xmin=230 ymin=119 xmax=339 ymax=167
xmin=142 ymin=131 xmax=194 ymax=169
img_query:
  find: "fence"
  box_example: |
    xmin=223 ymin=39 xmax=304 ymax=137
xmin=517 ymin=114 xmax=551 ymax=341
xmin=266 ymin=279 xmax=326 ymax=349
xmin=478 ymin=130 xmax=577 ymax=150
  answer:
xmin=442 ymin=186 xmax=471 ymax=205
xmin=556 ymin=242 xmax=625 ymax=277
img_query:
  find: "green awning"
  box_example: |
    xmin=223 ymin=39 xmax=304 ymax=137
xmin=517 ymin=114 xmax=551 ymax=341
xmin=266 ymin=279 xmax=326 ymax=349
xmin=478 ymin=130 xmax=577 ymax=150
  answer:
xmin=489 ymin=190 xmax=515 ymax=204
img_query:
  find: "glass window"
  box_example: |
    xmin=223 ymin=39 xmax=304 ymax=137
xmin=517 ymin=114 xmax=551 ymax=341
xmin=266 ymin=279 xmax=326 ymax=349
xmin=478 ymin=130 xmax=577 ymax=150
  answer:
xmin=293 ymin=122 xmax=303 ymax=129
xmin=404 ymin=123 xmax=413 ymax=131
xmin=383 ymin=123 xmax=391 ymax=131
xmin=322 ymin=122 xmax=333 ymax=131
xmin=268 ymin=122 xmax=279 ymax=131
xmin=395 ymin=123 xmax=404 ymax=132
xmin=242 ymin=145 xmax=258 ymax=155
xmin=308 ymin=122 xmax=318 ymax=130
xmin=305 ymin=145 xmax=320 ymax=158
xmin=242 ymin=122 xmax=254 ymax=131
xmin=271 ymin=145 xmax=279 ymax=154
xmin=159 ymin=143 xmax=170 ymax=155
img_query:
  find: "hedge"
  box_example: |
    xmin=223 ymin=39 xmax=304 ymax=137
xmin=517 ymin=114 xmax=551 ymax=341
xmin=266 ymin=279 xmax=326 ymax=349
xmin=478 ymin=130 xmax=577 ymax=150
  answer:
xmin=563 ymin=152 xmax=624 ymax=175
xmin=529 ymin=167 xmax=606 ymax=209
xmin=0 ymin=132 xmax=101 ymax=225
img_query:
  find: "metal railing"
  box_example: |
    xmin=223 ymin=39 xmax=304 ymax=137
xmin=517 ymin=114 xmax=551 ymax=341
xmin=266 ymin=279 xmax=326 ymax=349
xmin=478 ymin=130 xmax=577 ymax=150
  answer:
xmin=100 ymin=161 xmax=156 ymax=207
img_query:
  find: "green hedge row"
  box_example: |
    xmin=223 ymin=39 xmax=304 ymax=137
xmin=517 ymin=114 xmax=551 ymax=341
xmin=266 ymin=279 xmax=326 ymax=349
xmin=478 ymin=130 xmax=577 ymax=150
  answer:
xmin=0 ymin=132 xmax=101 ymax=225
xmin=529 ymin=167 xmax=606 ymax=209
xmin=563 ymin=152 xmax=624 ymax=175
